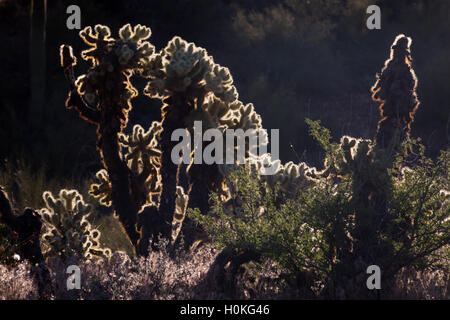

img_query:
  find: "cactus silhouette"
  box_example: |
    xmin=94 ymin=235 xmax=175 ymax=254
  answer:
xmin=140 ymin=36 xmax=286 ymax=246
xmin=60 ymin=24 xmax=156 ymax=252
xmin=141 ymin=36 xmax=249 ymax=243
xmin=60 ymin=24 xmax=277 ymax=251
xmin=39 ymin=189 xmax=111 ymax=262
xmin=371 ymin=34 xmax=420 ymax=153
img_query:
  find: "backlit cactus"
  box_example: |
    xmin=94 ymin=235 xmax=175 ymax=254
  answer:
xmin=60 ymin=24 xmax=157 ymax=251
xmin=141 ymin=37 xmax=242 ymax=240
xmin=60 ymin=25 xmax=428 ymax=259
xmin=119 ymin=122 xmax=162 ymax=176
xmin=142 ymin=36 xmax=237 ymax=103
xmin=371 ymin=34 xmax=420 ymax=152
xmin=90 ymin=122 xmax=163 ymax=210
xmin=89 ymin=169 xmax=112 ymax=207
xmin=142 ymin=36 xmax=268 ymax=220
xmin=61 ymin=24 xmax=279 ymax=250
xmin=39 ymin=189 xmax=111 ymax=262
xmin=261 ymin=160 xmax=317 ymax=195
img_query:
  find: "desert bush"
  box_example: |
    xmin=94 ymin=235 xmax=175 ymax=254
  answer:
xmin=190 ymin=120 xmax=449 ymax=298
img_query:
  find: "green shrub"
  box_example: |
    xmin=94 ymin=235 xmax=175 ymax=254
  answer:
xmin=190 ymin=120 xmax=449 ymax=298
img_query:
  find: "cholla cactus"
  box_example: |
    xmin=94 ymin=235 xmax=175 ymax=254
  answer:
xmin=39 ymin=189 xmax=111 ymax=262
xmin=371 ymin=34 xmax=420 ymax=152
xmin=61 ymin=24 xmax=157 ymax=251
xmin=142 ymin=36 xmax=237 ymax=103
xmin=62 ymin=27 xmax=276 ymax=248
xmin=62 ymin=24 xmax=154 ymax=123
xmin=261 ymin=160 xmax=317 ymax=195
xmin=222 ymin=101 xmax=263 ymax=131
xmin=118 ymin=122 xmax=163 ymax=209
xmin=141 ymin=37 xmax=240 ymax=242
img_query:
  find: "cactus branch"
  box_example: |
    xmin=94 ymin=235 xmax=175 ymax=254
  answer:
xmin=60 ymin=45 xmax=100 ymax=124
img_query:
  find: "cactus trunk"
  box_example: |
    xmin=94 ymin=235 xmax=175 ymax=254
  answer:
xmin=97 ymin=107 xmax=140 ymax=249
xmin=157 ymin=95 xmax=189 ymax=239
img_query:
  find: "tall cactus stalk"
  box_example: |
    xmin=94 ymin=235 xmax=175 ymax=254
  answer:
xmin=60 ymin=24 xmax=155 ymax=252
xmin=342 ymin=34 xmax=422 ymax=283
xmin=371 ymin=34 xmax=420 ymax=154
xmin=141 ymin=37 xmax=272 ymax=246
xmin=369 ymin=34 xmax=421 ymax=216
xmin=158 ymin=95 xmax=190 ymax=239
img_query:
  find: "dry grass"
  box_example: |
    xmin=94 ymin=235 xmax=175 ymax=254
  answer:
xmin=1 ymin=243 xmax=447 ymax=300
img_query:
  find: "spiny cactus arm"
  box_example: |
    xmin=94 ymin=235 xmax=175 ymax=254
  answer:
xmin=119 ymin=123 xmax=162 ymax=178
xmin=59 ymin=24 xmax=157 ymax=254
xmin=117 ymin=123 xmax=162 ymax=211
xmin=60 ymin=45 xmax=100 ymax=124
xmin=142 ymin=36 xmax=238 ymax=105
xmin=89 ymin=169 xmax=113 ymax=207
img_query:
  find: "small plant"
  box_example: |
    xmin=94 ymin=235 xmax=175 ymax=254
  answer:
xmin=39 ymin=189 xmax=111 ymax=262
